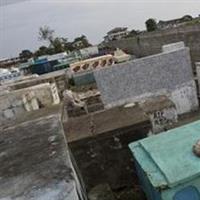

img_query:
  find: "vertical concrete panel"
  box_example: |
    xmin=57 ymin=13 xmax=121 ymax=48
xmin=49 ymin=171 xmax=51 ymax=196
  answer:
xmin=94 ymin=46 xmax=198 ymax=114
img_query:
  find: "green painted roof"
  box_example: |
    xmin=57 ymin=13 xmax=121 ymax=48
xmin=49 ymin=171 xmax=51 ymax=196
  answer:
xmin=129 ymin=120 xmax=200 ymax=189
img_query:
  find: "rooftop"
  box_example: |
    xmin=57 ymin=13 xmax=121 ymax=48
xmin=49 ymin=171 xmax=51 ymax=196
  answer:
xmin=107 ymin=27 xmax=128 ymax=34
xmin=129 ymin=120 xmax=200 ymax=189
xmin=0 ymin=111 xmax=85 ymax=200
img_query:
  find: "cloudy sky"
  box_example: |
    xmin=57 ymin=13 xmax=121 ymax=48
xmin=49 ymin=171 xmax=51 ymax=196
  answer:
xmin=0 ymin=0 xmax=199 ymax=58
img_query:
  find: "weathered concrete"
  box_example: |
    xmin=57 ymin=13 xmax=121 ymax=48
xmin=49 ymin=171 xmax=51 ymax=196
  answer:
xmin=88 ymin=184 xmax=116 ymax=200
xmin=94 ymin=46 xmax=198 ymax=114
xmin=162 ymin=41 xmax=185 ymax=52
xmin=0 ymin=83 xmax=60 ymax=126
xmin=0 ymin=113 xmax=86 ymax=200
xmin=63 ymin=105 xmax=151 ymax=193
xmin=5 ymin=69 xmax=67 ymax=98
xmin=64 ymin=105 xmax=149 ymax=142
xmin=70 ymin=55 xmax=114 ymax=74
xmin=139 ymin=96 xmax=178 ymax=133
xmin=196 ymin=62 xmax=200 ymax=97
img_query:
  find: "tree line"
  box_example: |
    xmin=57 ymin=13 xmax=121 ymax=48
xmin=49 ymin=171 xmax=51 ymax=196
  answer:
xmin=19 ymin=26 xmax=92 ymax=60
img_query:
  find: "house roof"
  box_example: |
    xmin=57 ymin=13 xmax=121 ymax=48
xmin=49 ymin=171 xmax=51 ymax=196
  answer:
xmin=107 ymin=27 xmax=128 ymax=34
xmin=129 ymin=120 xmax=200 ymax=189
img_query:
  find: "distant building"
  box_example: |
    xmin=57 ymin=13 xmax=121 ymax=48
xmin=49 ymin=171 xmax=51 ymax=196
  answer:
xmin=0 ymin=57 xmax=21 ymax=69
xmin=104 ymin=27 xmax=129 ymax=42
xmin=129 ymin=120 xmax=200 ymax=200
xmin=19 ymin=52 xmax=73 ymax=75
xmin=113 ymin=48 xmax=131 ymax=63
xmin=79 ymin=46 xmax=99 ymax=59
xmin=0 ymin=67 xmax=21 ymax=83
xmin=157 ymin=15 xmax=193 ymax=30
xmin=70 ymin=54 xmax=114 ymax=74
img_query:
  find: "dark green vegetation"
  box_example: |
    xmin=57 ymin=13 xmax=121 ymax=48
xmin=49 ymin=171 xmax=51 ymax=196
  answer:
xmin=19 ymin=26 xmax=92 ymax=59
xmin=145 ymin=18 xmax=158 ymax=32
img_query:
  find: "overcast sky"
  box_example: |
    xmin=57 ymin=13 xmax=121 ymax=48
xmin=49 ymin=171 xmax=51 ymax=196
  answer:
xmin=0 ymin=0 xmax=199 ymax=58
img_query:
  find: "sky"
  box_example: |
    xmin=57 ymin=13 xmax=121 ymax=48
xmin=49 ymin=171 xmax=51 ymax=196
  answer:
xmin=0 ymin=0 xmax=200 ymax=58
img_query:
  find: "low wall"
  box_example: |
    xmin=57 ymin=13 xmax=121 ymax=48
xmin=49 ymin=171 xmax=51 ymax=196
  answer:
xmin=94 ymin=47 xmax=199 ymax=114
xmin=6 ymin=69 xmax=67 ymax=98
xmin=106 ymin=24 xmax=200 ymax=68
xmin=0 ymin=83 xmax=59 ymax=126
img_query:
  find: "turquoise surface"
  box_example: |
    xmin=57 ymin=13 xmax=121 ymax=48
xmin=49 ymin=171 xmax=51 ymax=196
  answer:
xmin=129 ymin=120 xmax=200 ymax=188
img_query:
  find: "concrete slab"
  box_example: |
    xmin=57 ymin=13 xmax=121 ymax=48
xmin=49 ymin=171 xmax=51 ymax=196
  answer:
xmin=0 ymin=114 xmax=86 ymax=200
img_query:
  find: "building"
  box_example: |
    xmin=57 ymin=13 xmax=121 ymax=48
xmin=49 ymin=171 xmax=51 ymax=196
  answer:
xmin=0 ymin=57 xmax=21 ymax=69
xmin=70 ymin=55 xmax=114 ymax=86
xmin=79 ymin=46 xmax=99 ymax=59
xmin=129 ymin=120 xmax=200 ymax=200
xmin=0 ymin=67 xmax=21 ymax=83
xmin=19 ymin=52 xmax=80 ymax=75
xmin=70 ymin=54 xmax=114 ymax=74
xmin=157 ymin=15 xmax=194 ymax=30
xmin=104 ymin=27 xmax=129 ymax=42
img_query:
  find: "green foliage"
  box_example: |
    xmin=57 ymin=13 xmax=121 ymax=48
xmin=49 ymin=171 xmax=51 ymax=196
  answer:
xmin=51 ymin=37 xmax=67 ymax=53
xmin=125 ymin=29 xmax=140 ymax=38
xmin=38 ymin=26 xmax=55 ymax=44
xmin=35 ymin=26 xmax=92 ymax=58
xmin=185 ymin=18 xmax=200 ymax=26
xmin=19 ymin=49 xmax=33 ymax=60
xmin=145 ymin=18 xmax=158 ymax=32
xmin=72 ymin=35 xmax=92 ymax=50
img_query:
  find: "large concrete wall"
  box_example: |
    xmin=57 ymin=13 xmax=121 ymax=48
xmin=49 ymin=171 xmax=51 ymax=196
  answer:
xmin=106 ymin=24 xmax=200 ymax=68
xmin=94 ymin=47 xmax=199 ymax=114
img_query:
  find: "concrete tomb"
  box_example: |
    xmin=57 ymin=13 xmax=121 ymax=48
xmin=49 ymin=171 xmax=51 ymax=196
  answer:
xmin=94 ymin=42 xmax=198 ymax=114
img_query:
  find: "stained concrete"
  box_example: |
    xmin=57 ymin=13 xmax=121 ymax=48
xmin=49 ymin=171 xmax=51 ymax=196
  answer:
xmin=94 ymin=46 xmax=198 ymax=114
xmin=0 ymin=113 xmax=86 ymax=200
xmin=0 ymin=83 xmax=60 ymax=126
xmin=63 ymin=105 xmax=151 ymax=194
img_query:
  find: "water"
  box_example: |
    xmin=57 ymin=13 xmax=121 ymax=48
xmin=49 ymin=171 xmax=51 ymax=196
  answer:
xmin=0 ymin=0 xmax=199 ymax=58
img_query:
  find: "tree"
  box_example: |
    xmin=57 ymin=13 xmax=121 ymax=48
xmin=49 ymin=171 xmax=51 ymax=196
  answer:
xmin=126 ymin=29 xmax=140 ymax=38
xmin=38 ymin=26 xmax=55 ymax=45
xmin=72 ymin=35 xmax=92 ymax=49
xmin=145 ymin=18 xmax=158 ymax=32
xmin=34 ymin=46 xmax=49 ymax=57
xmin=51 ymin=37 xmax=68 ymax=53
xmin=19 ymin=49 xmax=33 ymax=60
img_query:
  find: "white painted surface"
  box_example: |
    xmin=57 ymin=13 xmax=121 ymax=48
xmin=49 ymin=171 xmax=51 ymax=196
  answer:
xmin=170 ymin=81 xmax=199 ymax=114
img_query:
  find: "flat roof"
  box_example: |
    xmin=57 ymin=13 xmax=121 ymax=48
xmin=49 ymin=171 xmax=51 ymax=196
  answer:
xmin=0 ymin=113 xmax=84 ymax=200
xmin=129 ymin=120 xmax=200 ymax=188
